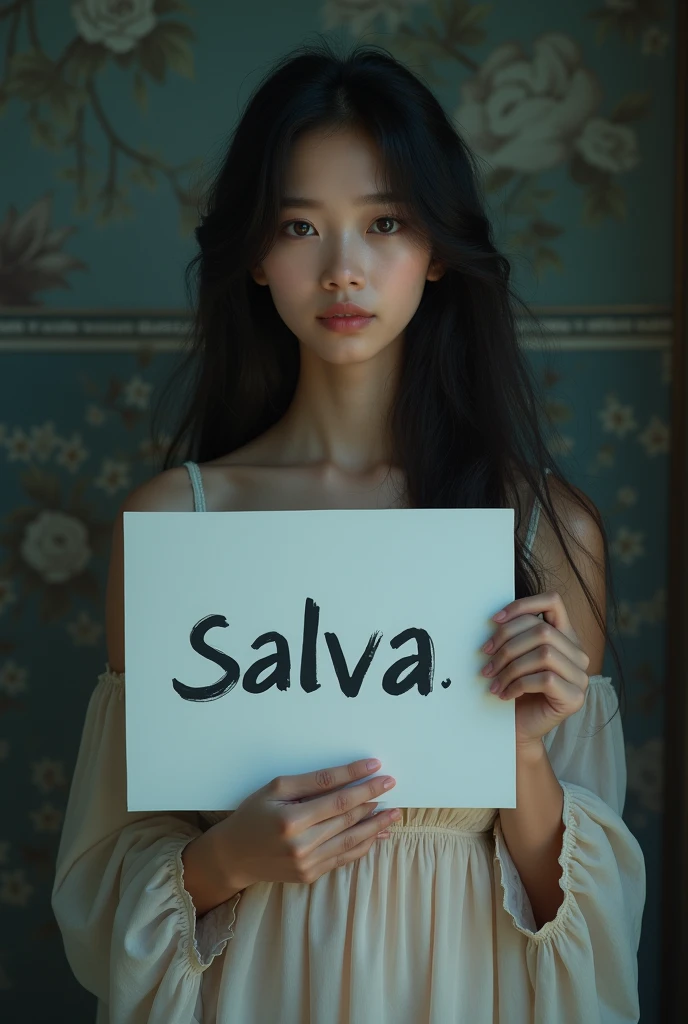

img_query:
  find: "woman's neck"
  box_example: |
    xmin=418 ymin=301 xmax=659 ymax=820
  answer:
xmin=274 ymin=346 xmax=402 ymax=475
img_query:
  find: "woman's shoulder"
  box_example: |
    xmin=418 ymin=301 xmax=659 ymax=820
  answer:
xmin=117 ymin=465 xmax=198 ymax=514
xmin=509 ymin=462 xmax=599 ymax=529
xmin=507 ymin=463 xmax=603 ymax=576
xmin=118 ymin=442 xmax=266 ymax=514
xmin=106 ymin=464 xmax=209 ymax=672
xmin=537 ymin=470 xmax=602 ymax=552
xmin=519 ymin=465 xmax=605 ymax=598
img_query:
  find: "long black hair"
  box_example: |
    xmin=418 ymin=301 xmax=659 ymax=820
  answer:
xmin=152 ymin=36 xmax=626 ymax=719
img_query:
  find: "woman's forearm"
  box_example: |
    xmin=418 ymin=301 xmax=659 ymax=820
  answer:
xmin=181 ymin=830 xmax=244 ymax=918
xmin=498 ymin=740 xmax=566 ymax=929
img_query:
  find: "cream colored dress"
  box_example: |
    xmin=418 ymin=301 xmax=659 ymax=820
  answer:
xmin=52 ymin=462 xmax=646 ymax=1023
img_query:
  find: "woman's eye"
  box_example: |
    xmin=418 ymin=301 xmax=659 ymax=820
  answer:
xmin=281 ymin=217 xmax=402 ymax=237
xmin=282 ymin=221 xmax=314 ymax=237
xmin=370 ymin=217 xmax=402 ymax=234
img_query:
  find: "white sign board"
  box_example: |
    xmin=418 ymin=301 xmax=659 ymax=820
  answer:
xmin=123 ymin=508 xmax=515 ymax=811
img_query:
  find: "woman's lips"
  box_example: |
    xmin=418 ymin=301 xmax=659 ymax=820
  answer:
xmin=317 ymin=315 xmax=376 ymax=333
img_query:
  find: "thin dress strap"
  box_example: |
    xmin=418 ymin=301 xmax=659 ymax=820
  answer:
xmin=182 ymin=460 xmax=207 ymax=512
xmin=524 ymin=466 xmax=551 ymax=557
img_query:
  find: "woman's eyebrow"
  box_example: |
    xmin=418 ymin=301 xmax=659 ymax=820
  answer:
xmin=279 ymin=191 xmax=400 ymax=208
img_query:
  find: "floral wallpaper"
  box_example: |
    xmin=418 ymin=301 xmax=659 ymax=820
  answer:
xmin=0 ymin=1 xmax=675 ymax=1021
xmin=0 ymin=0 xmax=200 ymax=307
xmin=0 ymin=0 xmax=674 ymax=309
xmin=325 ymin=0 xmax=670 ymax=280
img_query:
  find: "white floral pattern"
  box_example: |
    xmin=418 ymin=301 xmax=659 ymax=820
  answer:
xmin=30 ymin=758 xmax=67 ymax=793
xmin=574 ymin=117 xmax=640 ymax=173
xmin=29 ymin=422 xmax=60 ymax=462
xmin=55 ymin=433 xmax=90 ymax=473
xmin=4 ymin=428 xmax=32 ymax=462
xmin=455 ymin=33 xmax=602 ymax=173
xmin=20 ymin=511 xmax=92 ymax=584
xmin=66 ymin=610 xmax=104 ymax=646
xmin=94 ymin=456 xmax=132 ymax=494
xmin=0 ymin=870 xmax=33 ymax=907
xmin=322 ymin=0 xmax=426 ymax=35
xmin=614 ymin=600 xmax=642 ymax=636
xmin=641 ymin=27 xmax=670 ymax=56
xmin=123 ymin=374 xmax=153 ymax=409
xmin=638 ymin=416 xmax=670 ymax=455
xmin=617 ymin=486 xmax=638 ymax=506
xmin=0 ymin=661 xmax=28 ymax=696
xmin=85 ymin=404 xmax=106 ymax=426
xmin=28 ymin=803 xmax=64 ymax=832
xmin=71 ymin=0 xmax=157 ymax=54
xmin=598 ymin=393 xmax=638 ymax=437
xmin=611 ymin=526 xmax=646 ymax=566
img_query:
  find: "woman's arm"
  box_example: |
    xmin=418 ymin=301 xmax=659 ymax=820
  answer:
xmin=485 ymin=481 xmax=643 ymax=1021
xmin=499 ymin=743 xmax=565 ymax=928
xmin=52 ymin=475 xmax=243 ymax=1022
xmin=493 ymin=479 xmax=608 ymax=927
xmin=182 ymin=828 xmax=244 ymax=917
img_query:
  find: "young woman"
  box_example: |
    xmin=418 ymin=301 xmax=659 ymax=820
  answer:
xmin=52 ymin=39 xmax=645 ymax=1024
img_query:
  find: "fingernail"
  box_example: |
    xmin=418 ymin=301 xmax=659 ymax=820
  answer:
xmin=482 ymin=661 xmax=494 ymax=676
xmin=383 ymin=777 xmax=396 ymax=789
xmin=489 ymin=680 xmax=500 ymax=693
xmin=366 ymin=759 xmax=381 ymax=770
xmin=482 ymin=639 xmax=494 ymax=653
xmin=493 ymin=610 xmax=507 ymax=621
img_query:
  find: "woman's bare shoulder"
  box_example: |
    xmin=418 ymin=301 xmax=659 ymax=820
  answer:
xmin=117 ymin=465 xmax=197 ymax=514
xmin=507 ymin=463 xmax=600 ymax=557
xmin=540 ymin=470 xmax=601 ymax=538
xmin=105 ymin=467 xmax=197 ymax=673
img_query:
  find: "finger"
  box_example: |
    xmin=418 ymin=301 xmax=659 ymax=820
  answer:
xmin=485 ymin=620 xmax=590 ymax=677
xmin=296 ymin=772 xmax=396 ymax=831
xmin=303 ymin=800 xmax=400 ymax=854
xmin=493 ymin=591 xmax=574 ymax=637
xmin=482 ymin=613 xmax=541 ymax=653
xmin=268 ymin=757 xmax=383 ymax=803
xmin=291 ymin=800 xmax=379 ymax=857
xmin=498 ymin=670 xmax=587 ymax=711
xmin=311 ymin=806 xmax=402 ymax=870
xmin=305 ymin=833 xmax=381 ymax=883
xmin=489 ymin=646 xmax=589 ymax=695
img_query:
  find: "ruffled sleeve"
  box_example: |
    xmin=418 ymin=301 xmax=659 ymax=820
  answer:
xmin=492 ymin=675 xmax=645 ymax=1023
xmin=51 ymin=666 xmax=242 ymax=1024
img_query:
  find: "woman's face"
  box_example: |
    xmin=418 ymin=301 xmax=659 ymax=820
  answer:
xmin=251 ymin=127 xmax=444 ymax=367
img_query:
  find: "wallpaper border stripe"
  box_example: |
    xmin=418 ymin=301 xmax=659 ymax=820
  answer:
xmin=0 ymin=311 xmax=674 ymax=351
xmin=0 ymin=335 xmax=672 ymax=352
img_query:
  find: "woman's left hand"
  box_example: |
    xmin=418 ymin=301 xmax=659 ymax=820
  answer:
xmin=480 ymin=591 xmax=591 ymax=751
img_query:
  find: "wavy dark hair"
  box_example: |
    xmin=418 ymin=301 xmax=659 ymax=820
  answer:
xmin=152 ymin=36 xmax=626 ymax=721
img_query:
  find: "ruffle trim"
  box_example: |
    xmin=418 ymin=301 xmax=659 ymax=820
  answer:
xmin=585 ymin=674 xmax=612 ymax=687
xmin=98 ymin=663 xmax=125 ymax=701
xmin=493 ymin=782 xmax=580 ymax=945
xmin=98 ymin=663 xmax=613 ymax=953
xmin=97 ymin=665 xmax=242 ymax=969
xmin=172 ymin=840 xmax=242 ymax=972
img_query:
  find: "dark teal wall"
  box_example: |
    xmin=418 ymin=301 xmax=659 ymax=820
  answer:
xmin=0 ymin=1 xmax=674 ymax=1020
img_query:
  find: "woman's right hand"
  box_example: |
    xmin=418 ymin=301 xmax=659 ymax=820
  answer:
xmin=209 ymin=758 xmax=400 ymax=890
